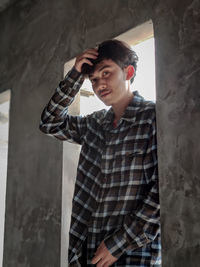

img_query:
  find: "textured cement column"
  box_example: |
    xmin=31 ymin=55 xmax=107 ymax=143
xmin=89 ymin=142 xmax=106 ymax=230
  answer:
xmin=154 ymin=0 xmax=200 ymax=266
xmin=2 ymin=73 xmax=63 ymax=267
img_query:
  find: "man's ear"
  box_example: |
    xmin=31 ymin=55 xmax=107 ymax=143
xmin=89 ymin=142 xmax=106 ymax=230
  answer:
xmin=125 ymin=65 xmax=135 ymax=81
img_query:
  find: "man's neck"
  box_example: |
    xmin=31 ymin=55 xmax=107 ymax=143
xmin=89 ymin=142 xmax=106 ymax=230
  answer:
xmin=112 ymin=91 xmax=134 ymax=123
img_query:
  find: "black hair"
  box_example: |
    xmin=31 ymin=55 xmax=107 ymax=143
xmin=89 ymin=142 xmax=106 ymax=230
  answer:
xmin=81 ymin=39 xmax=139 ymax=83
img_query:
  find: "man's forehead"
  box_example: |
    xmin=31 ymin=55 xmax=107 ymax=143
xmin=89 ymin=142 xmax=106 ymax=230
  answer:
xmin=89 ymin=59 xmax=115 ymax=78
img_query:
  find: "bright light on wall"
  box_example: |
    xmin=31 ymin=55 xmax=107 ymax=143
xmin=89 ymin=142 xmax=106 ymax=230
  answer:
xmin=131 ymin=38 xmax=156 ymax=101
xmin=0 ymin=90 xmax=10 ymax=267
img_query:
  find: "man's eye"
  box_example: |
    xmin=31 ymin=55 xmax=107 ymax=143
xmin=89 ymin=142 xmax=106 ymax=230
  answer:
xmin=103 ymin=71 xmax=109 ymax=76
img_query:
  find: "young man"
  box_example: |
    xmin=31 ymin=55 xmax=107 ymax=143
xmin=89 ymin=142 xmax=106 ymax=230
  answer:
xmin=40 ymin=40 xmax=161 ymax=267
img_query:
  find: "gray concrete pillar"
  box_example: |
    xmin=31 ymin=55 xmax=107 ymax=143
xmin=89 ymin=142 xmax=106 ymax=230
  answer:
xmin=3 ymin=73 xmax=63 ymax=267
xmin=154 ymin=1 xmax=200 ymax=265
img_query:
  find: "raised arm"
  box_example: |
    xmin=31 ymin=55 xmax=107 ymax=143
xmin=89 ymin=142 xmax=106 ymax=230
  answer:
xmin=39 ymin=48 xmax=98 ymax=144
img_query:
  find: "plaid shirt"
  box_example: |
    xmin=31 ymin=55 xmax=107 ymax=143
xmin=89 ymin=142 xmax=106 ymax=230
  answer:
xmin=40 ymin=67 xmax=161 ymax=266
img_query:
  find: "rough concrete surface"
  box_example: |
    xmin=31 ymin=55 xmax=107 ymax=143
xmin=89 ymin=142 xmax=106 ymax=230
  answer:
xmin=0 ymin=0 xmax=200 ymax=266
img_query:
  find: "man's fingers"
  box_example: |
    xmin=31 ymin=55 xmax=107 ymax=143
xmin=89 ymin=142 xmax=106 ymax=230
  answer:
xmin=80 ymin=58 xmax=94 ymax=66
xmin=102 ymin=259 xmax=117 ymax=267
xmin=74 ymin=47 xmax=98 ymax=72
xmin=74 ymin=58 xmax=94 ymax=72
xmin=91 ymin=255 xmax=102 ymax=265
xmin=83 ymin=48 xmax=98 ymax=54
xmin=91 ymin=241 xmax=117 ymax=266
xmin=91 ymin=250 xmax=102 ymax=264
xmin=81 ymin=48 xmax=98 ymax=56
xmin=75 ymin=53 xmax=98 ymax=71
xmin=97 ymin=258 xmax=110 ymax=267
xmin=79 ymin=52 xmax=98 ymax=61
xmin=102 ymin=262 xmax=110 ymax=267
xmin=77 ymin=54 xmax=97 ymax=64
xmin=96 ymin=241 xmax=104 ymax=251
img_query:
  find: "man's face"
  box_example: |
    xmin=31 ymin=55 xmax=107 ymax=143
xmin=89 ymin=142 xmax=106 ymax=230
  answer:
xmin=88 ymin=59 xmax=129 ymax=106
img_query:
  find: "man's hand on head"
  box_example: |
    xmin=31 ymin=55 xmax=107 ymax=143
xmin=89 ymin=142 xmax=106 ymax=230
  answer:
xmin=74 ymin=48 xmax=98 ymax=73
xmin=91 ymin=241 xmax=118 ymax=267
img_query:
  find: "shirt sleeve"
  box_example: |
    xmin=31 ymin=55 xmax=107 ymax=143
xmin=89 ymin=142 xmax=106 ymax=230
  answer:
xmin=104 ymin=118 xmax=160 ymax=258
xmin=39 ymin=67 xmax=87 ymax=144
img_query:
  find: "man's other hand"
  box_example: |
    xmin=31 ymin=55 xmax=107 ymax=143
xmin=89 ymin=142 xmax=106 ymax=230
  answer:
xmin=91 ymin=241 xmax=118 ymax=267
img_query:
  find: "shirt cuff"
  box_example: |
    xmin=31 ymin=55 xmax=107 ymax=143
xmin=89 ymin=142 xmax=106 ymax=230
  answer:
xmin=104 ymin=228 xmax=129 ymax=258
xmin=64 ymin=66 xmax=85 ymax=81
xmin=104 ymin=217 xmax=150 ymax=258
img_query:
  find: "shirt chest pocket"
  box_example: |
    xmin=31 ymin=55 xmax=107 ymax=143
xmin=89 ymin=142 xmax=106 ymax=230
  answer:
xmin=114 ymin=142 xmax=147 ymax=171
xmin=125 ymin=148 xmax=144 ymax=157
xmin=125 ymin=148 xmax=146 ymax=169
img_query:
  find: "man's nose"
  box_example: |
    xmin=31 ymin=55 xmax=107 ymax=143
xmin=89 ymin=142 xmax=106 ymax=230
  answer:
xmin=97 ymin=80 xmax=106 ymax=92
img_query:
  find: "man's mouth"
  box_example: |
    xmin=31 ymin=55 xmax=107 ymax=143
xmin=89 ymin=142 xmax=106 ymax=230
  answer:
xmin=100 ymin=90 xmax=111 ymax=98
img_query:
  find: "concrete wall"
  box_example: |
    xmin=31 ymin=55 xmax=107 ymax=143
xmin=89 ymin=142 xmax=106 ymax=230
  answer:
xmin=0 ymin=0 xmax=199 ymax=266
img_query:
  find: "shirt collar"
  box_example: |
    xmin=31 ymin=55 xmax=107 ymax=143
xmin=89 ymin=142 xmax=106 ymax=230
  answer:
xmin=122 ymin=91 xmax=145 ymax=122
xmin=102 ymin=91 xmax=145 ymax=125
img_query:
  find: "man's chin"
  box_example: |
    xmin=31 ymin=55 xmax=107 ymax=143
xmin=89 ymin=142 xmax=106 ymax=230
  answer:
xmin=100 ymin=99 xmax=112 ymax=106
xmin=104 ymin=103 xmax=112 ymax=107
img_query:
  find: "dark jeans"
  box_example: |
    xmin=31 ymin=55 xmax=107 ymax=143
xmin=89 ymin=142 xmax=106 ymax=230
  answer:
xmin=80 ymin=237 xmax=88 ymax=267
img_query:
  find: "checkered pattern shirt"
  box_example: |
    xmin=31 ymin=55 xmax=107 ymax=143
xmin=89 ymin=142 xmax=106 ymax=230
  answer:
xmin=40 ymin=67 xmax=161 ymax=266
